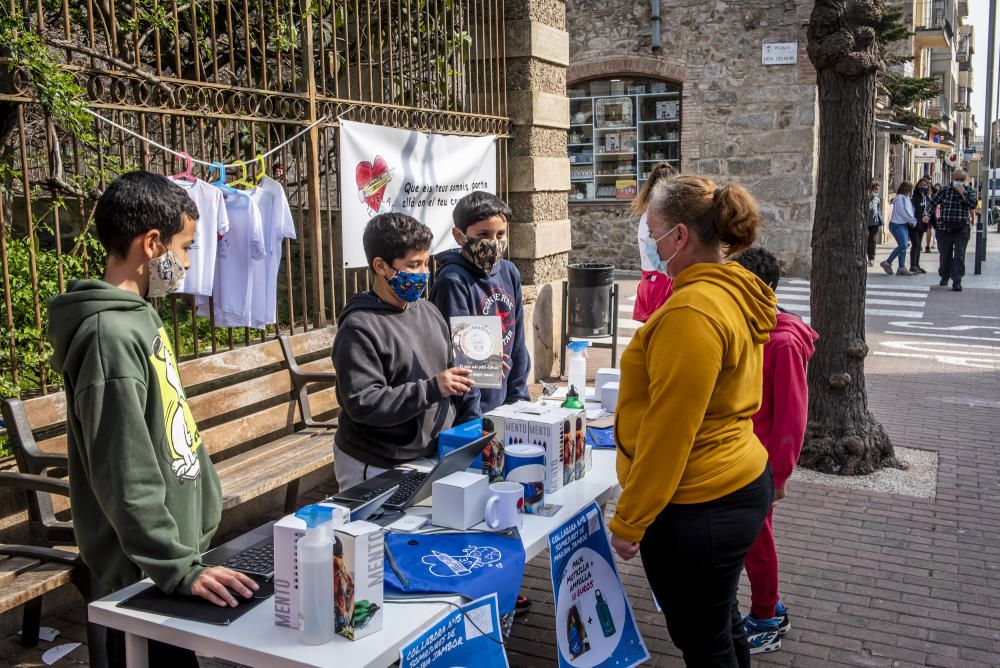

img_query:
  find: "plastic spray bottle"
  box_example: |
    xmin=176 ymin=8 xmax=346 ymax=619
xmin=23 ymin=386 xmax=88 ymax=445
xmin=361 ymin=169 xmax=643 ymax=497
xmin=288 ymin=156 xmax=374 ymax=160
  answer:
xmin=566 ymin=340 xmax=591 ymax=398
xmin=296 ymin=504 xmax=336 ymax=645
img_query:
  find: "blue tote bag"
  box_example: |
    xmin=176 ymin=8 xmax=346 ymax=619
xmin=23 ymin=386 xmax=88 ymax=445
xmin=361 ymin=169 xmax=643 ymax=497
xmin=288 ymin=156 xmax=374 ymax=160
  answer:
xmin=384 ymin=529 xmax=526 ymax=614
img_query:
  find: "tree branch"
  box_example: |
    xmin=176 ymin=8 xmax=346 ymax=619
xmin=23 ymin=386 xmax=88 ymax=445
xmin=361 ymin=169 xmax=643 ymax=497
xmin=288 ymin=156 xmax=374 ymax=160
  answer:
xmin=45 ymin=38 xmax=177 ymax=106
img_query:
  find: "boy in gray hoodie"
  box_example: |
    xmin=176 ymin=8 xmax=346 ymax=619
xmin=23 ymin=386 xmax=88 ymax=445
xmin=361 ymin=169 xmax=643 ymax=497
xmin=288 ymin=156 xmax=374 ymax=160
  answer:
xmin=332 ymin=213 xmax=477 ymax=490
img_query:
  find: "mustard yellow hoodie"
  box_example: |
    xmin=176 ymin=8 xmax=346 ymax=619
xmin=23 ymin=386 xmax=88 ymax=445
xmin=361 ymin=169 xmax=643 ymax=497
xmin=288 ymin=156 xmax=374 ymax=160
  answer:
xmin=609 ymin=262 xmax=776 ymax=543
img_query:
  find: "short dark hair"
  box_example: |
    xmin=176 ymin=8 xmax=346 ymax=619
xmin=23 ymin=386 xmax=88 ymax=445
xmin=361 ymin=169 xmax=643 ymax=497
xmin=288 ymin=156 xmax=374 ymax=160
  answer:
xmin=363 ymin=212 xmax=433 ymax=270
xmin=95 ymin=171 xmax=199 ymax=259
xmin=452 ymin=191 xmax=512 ymax=233
xmin=896 ymin=181 xmax=913 ymax=196
xmin=732 ymin=246 xmax=781 ymax=290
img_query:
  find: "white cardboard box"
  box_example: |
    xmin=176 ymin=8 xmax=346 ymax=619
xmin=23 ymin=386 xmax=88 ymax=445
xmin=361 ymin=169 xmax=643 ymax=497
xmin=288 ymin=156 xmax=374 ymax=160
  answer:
xmin=432 ymin=471 xmax=490 ymax=530
xmin=595 ymin=368 xmax=621 ymax=402
xmin=273 ymin=502 xmax=349 ymax=629
xmin=334 ymin=521 xmax=384 ymax=640
xmin=601 ymin=381 xmax=620 ymax=412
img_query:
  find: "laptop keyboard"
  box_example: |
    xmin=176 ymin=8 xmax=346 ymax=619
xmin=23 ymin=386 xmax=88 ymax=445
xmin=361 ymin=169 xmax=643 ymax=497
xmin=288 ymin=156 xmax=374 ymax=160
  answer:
xmin=385 ymin=471 xmax=428 ymax=506
xmin=221 ymin=537 xmax=274 ymax=577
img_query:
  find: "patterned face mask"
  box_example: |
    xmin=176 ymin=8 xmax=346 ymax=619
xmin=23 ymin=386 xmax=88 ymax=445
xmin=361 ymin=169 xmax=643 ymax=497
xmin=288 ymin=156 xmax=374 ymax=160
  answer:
xmin=147 ymin=250 xmax=186 ymax=299
xmin=388 ymin=268 xmax=429 ymax=302
xmin=460 ymin=235 xmax=506 ymax=274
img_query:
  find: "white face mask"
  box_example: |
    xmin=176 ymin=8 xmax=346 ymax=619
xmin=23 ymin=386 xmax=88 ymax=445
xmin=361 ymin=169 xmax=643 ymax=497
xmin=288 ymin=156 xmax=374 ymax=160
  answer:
xmin=147 ymin=250 xmax=186 ymax=299
xmin=952 ymin=180 xmax=965 ymax=189
xmin=642 ymin=226 xmax=680 ymax=277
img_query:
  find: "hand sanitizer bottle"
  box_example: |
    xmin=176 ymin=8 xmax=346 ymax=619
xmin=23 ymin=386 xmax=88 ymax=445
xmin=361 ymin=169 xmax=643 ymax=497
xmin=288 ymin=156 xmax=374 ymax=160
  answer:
xmin=296 ymin=505 xmax=336 ymax=645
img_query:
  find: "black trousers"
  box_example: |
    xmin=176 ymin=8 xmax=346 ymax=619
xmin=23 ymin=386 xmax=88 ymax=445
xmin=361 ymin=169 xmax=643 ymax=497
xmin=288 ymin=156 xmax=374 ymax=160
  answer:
xmin=866 ymin=225 xmax=880 ymax=261
xmin=908 ymin=226 xmax=924 ymax=269
xmin=639 ymin=468 xmax=774 ymax=668
xmin=937 ymin=227 xmax=971 ymax=285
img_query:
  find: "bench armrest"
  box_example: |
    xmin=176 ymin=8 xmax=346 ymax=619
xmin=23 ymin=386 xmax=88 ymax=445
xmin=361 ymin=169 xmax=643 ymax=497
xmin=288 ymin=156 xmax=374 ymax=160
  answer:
xmin=0 ymin=544 xmax=79 ymax=566
xmin=278 ymin=334 xmax=338 ymax=430
xmin=0 ymin=471 xmax=71 ymax=497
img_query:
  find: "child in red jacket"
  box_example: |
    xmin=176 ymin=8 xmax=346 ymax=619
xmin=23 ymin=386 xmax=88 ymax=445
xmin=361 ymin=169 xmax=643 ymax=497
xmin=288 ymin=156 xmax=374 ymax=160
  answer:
xmin=733 ymin=248 xmax=818 ymax=655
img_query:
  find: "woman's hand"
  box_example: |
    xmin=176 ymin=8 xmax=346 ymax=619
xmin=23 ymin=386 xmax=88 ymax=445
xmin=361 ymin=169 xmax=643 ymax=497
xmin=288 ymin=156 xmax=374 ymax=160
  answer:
xmin=771 ymin=487 xmax=787 ymax=509
xmin=611 ymin=533 xmax=640 ymax=561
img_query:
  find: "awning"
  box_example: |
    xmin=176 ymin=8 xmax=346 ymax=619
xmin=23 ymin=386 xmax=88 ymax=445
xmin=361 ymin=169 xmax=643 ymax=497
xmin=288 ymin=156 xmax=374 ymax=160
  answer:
xmin=902 ymin=136 xmax=955 ymax=150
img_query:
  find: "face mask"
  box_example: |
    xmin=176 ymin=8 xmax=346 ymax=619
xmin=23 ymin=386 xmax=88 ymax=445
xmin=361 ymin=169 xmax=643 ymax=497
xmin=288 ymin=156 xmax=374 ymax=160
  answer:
xmin=387 ymin=268 xmax=429 ymax=302
xmin=952 ymin=180 xmax=965 ymax=189
xmin=147 ymin=250 xmax=186 ymax=299
xmin=643 ymin=226 xmax=678 ymax=275
xmin=460 ymin=234 xmax=506 ymax=274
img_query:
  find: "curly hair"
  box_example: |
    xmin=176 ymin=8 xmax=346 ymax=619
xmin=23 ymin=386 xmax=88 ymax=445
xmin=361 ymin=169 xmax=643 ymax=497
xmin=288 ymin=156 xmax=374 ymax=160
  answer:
xmin=363 ymin=212 xmax=433 ymax=270
xmin=731 ymin=246 xmax=781 ymax=290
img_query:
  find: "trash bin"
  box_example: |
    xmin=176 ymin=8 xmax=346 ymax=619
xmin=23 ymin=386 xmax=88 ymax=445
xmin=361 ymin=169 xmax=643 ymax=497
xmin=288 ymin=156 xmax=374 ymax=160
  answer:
xmin=566 ymin=263 xmax=615 ymax=338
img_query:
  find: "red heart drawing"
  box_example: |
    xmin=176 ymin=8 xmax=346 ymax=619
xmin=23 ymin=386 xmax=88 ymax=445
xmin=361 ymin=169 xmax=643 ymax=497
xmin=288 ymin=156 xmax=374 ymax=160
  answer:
xmin=356 ymin=156 xmax=391 ymax=213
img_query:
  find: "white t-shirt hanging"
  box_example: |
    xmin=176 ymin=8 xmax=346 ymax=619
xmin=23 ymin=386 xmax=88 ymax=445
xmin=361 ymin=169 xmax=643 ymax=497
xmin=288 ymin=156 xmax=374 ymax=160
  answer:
xmin=170 ymin=178 xmax=230 ymax=297
xmin=248 ymin=176 xmax=297 ymax=329
xmin=637 ymin=211 xmax=657 ymax=272
xmin=196 ymin=188 xmax=266 ymax=327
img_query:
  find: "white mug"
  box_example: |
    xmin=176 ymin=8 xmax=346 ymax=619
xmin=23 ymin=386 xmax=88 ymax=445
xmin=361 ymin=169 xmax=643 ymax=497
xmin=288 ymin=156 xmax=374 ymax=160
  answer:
xmin=484 ymin=482 xmax=523 ymax=530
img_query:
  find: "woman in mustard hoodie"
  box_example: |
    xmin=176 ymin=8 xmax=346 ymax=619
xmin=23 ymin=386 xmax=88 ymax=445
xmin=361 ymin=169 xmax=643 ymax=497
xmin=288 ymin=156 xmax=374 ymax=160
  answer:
xmin=610 ymin=175 xmax=776 ymax=667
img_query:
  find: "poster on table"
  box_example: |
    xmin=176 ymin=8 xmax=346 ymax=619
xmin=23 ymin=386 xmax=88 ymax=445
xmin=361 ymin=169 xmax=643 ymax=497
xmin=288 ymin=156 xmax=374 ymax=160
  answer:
xmin=398 ymin=593 xmax=509 ymax=668
xmin=339 ymin=120 xmax=498 ymax=268
xmin=548 ymin=503 xmax=649 ymax=668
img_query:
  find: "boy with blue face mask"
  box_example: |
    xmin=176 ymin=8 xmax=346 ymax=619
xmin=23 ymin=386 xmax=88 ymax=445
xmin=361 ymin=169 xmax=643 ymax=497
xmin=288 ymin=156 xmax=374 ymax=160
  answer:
xmin=331 ymin=213 xmax=477 ymax=491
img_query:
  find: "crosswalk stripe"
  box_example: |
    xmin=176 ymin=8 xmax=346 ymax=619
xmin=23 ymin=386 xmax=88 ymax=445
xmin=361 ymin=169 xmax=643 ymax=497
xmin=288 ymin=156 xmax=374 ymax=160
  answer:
xmin=777 ymin=286 xmax=929 ymax=299
xmin=776 ymin=294 xmax=926 ymax=308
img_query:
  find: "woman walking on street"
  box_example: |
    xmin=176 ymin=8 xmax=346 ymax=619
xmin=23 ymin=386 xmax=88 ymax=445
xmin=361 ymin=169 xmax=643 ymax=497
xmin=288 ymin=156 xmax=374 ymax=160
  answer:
xmin=609 ymin=174 xmax=775 ymax=668
xmin=925 ymin=183 xmax=941 ymax=252
xmin=866 ymin=182 xmax=883 ymax=266
xmin=909 ymin=178 xmax=932 ymax=273
xmin=881 ymin=181 xmax=915 ymax=276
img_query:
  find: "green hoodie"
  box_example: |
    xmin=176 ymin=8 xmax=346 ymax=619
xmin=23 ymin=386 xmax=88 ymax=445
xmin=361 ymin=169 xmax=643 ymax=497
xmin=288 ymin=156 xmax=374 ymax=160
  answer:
xmin=47 ymin=280 xmax=221 ymax=594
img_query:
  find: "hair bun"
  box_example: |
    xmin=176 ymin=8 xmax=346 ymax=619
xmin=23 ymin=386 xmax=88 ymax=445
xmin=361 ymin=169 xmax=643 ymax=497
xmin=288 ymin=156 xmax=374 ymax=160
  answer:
xmin=713 ymin=182 xmax=759 ymax=254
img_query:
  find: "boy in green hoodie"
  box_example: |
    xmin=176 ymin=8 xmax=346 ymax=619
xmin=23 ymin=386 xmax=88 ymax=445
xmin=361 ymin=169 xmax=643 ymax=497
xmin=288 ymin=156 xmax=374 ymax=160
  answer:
xmin=47 ymin=171 xmax=258 ymax=666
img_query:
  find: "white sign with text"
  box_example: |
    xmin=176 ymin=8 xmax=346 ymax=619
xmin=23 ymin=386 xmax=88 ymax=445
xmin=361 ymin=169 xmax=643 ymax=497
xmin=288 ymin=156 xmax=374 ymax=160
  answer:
xmin=339 ymin=120 xmax=497 ymax=268
xmin=762 ymin=42 xmax=798 ymax=65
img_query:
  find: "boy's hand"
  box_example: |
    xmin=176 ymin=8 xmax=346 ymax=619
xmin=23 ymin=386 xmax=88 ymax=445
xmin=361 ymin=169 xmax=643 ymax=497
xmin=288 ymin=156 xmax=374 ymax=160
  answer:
xmin=437 ymin=367 xmax=474 ymax=397
xmin=772 ymin=487 xmax=787 ymax=509
xmin=191 ymin=566 xmax=259 ymax=607
xmin=502 ymin=354 xmax=512 ymax=378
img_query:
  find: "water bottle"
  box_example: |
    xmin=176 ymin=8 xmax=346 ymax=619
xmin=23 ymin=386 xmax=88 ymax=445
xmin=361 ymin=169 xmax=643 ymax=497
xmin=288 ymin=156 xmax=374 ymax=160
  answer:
xmin=566 ymin=340 xmax=590 ymax=398
xmin=296 ymin=505 xmax=336 ymax=645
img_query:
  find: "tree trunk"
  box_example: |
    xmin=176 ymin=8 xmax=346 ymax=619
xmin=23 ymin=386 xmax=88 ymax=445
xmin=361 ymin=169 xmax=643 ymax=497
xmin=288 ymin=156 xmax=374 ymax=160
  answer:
xmin=802 ymin=0 xmax=901 ymax=475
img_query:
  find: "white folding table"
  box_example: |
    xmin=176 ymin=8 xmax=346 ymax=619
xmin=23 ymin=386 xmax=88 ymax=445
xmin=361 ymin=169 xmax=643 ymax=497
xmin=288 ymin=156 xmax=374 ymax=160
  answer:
xmin=89 ymin=449 xmax=620 ymax=668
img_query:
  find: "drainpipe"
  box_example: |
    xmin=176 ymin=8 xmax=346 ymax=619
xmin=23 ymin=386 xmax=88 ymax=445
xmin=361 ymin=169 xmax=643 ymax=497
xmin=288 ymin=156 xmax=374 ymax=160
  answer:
xmin=651 ymin=0 xmax=662 ymax=50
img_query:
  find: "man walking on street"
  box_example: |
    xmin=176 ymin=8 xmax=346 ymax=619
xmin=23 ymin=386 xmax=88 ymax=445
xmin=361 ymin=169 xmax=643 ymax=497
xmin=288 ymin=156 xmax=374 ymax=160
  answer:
xmin=931 ymin=169 xmax=978 ymax=292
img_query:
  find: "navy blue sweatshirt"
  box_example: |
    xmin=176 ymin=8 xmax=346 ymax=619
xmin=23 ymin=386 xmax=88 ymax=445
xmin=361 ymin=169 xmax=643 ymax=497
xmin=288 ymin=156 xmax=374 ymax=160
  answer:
xmin=430 ymin=249 xmax=531 ymax=414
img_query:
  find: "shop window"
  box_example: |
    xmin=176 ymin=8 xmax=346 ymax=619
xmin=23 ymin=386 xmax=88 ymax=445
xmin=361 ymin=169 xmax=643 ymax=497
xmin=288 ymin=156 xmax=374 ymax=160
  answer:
xmin=567 ymin=77 xmax=681 ymax=203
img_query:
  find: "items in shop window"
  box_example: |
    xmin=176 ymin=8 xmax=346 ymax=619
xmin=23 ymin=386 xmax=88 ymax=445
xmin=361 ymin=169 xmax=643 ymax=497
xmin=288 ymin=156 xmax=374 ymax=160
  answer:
xmin=615 ymin=179 xmax=638 ymax=199
xmin=656 ymin=100 xmax=679 ymax=120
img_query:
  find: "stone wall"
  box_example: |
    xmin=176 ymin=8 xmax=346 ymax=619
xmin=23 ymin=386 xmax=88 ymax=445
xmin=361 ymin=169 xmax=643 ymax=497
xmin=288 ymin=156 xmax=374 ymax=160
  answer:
xmin=566 ymin=0 xmax=818 ymax=277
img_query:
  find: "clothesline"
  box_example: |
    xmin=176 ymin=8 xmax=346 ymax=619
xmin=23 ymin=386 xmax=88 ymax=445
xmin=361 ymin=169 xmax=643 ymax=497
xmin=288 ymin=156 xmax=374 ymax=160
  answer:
xmin=82 ymin=108 xmax=329 ymax=171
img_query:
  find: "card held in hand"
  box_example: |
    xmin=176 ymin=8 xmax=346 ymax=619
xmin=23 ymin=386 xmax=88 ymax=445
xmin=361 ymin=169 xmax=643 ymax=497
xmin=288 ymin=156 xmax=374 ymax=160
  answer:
xmin=450 ymin=315 xmax=504 ymax=389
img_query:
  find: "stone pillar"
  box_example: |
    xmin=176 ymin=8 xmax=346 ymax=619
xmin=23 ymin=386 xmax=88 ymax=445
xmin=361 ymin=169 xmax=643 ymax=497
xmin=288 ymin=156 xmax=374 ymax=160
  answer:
xmin=504 ymin=0 xmax=571 ymax=381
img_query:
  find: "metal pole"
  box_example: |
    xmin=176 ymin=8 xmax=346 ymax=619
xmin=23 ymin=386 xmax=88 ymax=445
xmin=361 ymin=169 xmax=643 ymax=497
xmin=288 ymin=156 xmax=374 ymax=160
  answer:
xmin=976 ymin=0 xmax=997 ymax=273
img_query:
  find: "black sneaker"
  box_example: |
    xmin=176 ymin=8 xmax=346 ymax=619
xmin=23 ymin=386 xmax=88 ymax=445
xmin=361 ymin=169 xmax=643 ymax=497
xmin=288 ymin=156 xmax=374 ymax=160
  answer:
xmin=953 ymin=283 xmax=963 ymax=292
xmin=939 ymin=278 xmax=949 ymax=287
xmin=775 ymin=600 xmax=791 ymax=635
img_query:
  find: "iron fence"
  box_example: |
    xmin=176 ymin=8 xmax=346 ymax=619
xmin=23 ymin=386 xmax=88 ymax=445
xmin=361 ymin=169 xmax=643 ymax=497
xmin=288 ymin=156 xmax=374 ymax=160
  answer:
xmin=0 ymin=0 xmax=509 ymax=396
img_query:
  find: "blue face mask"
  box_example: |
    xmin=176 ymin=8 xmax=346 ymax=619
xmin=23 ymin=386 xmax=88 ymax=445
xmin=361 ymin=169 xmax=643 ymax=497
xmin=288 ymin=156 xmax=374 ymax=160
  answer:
xmin=388 ymin=268 xmax=429 ymax=302
xmin=643 ymin=226 xmax=678 ymax=275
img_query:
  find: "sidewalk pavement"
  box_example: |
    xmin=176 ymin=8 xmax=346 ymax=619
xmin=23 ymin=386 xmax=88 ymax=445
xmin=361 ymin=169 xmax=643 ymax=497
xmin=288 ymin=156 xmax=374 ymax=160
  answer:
xmin=3 ymin=244 xmax=999 ymax=667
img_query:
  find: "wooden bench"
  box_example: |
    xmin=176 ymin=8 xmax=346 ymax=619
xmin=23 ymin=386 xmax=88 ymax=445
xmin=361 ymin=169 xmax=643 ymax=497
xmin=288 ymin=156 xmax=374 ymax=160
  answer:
xmin=0 ymin=327 xmax=339 ymax=654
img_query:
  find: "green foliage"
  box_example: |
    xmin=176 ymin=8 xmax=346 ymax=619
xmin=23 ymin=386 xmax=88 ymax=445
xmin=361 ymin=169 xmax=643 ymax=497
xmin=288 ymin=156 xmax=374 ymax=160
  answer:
xmin=0 ymin=211 xmax=106 ymax=398
xmin=874 ymin=3 xmax=913 ymax=66
xmin=873 ymin=3 xmax=940 ymax=131
xmin=0 ymin=4 xmax=92 ymax=141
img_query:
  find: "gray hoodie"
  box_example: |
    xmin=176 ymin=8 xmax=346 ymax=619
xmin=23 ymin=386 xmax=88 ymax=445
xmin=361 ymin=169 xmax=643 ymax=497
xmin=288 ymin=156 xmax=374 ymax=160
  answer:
xmin=332 ymin=292 xmax=477 ymax=468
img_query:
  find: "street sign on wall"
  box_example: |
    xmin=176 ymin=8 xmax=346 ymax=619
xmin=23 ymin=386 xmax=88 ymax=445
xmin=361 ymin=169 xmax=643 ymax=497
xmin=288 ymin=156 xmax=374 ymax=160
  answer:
xmin=762 ymin=42 xmax=797 ymax=65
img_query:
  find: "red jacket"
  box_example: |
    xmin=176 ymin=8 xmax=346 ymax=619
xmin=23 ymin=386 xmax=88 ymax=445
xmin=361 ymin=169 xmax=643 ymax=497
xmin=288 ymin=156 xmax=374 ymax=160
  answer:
xmin=752 ymin=311 xmax=818 ymax=489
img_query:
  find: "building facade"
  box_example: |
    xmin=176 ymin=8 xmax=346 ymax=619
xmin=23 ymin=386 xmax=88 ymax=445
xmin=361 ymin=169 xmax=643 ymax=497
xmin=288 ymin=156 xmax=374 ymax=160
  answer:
xmin=565 ymin=0 xmax=818 ymax=276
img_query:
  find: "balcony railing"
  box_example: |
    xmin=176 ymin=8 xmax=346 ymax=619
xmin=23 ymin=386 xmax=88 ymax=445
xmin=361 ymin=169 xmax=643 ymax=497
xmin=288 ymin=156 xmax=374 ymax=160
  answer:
xmin=914 ymin=0 xmax=954 ymax=47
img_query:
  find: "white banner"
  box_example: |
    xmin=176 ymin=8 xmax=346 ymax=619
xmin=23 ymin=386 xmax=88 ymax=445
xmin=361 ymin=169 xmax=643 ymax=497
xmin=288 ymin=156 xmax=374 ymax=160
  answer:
xmin=339 ymin=121 xmax=497 ymax=268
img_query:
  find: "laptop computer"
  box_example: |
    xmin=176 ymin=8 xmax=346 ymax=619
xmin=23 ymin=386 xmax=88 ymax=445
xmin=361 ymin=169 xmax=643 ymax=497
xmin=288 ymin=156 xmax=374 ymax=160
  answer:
xmin=331 ymin=432 xmax=493 ymax=512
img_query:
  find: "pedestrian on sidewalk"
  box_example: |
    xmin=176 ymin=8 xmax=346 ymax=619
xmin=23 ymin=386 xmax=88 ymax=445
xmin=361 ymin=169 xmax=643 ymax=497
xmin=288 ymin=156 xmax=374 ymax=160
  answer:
xmin=732 ymin=247 xmax=818 ymax=656
xmin=632 ymin=161 xmax=677 ymax=322
xmin=931 ymin=168 xmax=979 ymax=292
xmin=909 ymin=178 xmax=932 ymax=274
xmin=924 ymin=183 xmax=941 ymax=252
xmin=880 ymin=181 xmax=915 ymax=276
xmin=866 ymin=182 xmax=883 ymax=267
xmin=609 ymin=175 xmax=775 ymax=668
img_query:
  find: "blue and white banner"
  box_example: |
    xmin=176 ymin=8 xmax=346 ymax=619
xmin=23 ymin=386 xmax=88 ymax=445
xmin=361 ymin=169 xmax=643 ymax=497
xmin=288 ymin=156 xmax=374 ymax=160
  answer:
xmin=399 ymin=594 xmax=509 ymax=668
xmin=548 ymin=503 xmax=649 ymax=668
